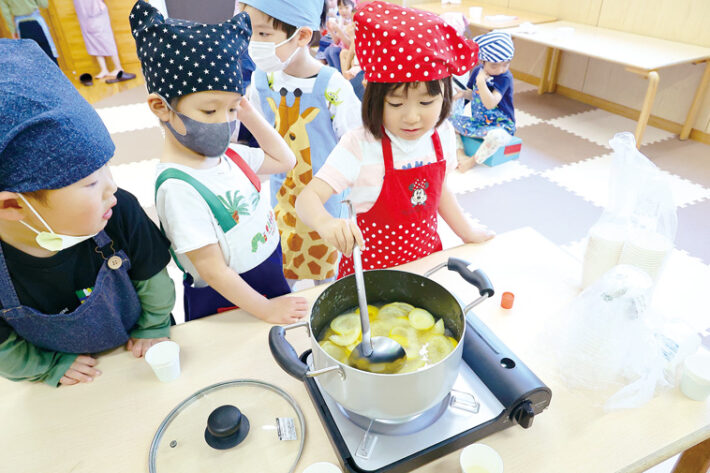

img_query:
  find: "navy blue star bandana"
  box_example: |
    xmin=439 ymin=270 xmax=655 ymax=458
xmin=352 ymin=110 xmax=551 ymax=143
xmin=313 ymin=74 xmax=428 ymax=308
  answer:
xmin=129 ymin=0 xmax=252 ymax=100
xmin=240 ymin=0 xmax=324 ymax=31
xmin=0 ymin=39 xmax=114 ymax=193
xmin=474 ymin=31 xmax=514 ymax=63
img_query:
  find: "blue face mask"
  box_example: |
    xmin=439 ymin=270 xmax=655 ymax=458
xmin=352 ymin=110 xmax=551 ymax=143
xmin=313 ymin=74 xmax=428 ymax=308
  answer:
xmin=163 ymin=99 xmax=237 ymax=157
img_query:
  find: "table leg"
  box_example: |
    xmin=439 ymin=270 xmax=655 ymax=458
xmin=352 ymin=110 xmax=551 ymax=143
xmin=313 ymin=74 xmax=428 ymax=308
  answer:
xmin=631 ymin=69 xmax=660 ymax=147
xmin=547 ymin=48 xmax=562 ymax=93
xmin=538 ymin=47 xmax=553 ymax=95
xmin=680 ymin=60 xmax=710 ymax=140
xmin=671 ymin=437 xmax=710 ymax=473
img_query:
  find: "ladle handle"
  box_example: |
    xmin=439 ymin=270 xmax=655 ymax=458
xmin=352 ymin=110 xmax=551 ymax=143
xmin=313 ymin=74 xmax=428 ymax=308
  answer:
xmin=344 ymin=200 xmax=373 ymax=357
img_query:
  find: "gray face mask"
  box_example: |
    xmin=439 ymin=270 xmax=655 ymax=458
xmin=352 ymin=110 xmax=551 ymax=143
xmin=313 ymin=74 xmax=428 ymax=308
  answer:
xmin=163 ymin=101 xmax=237 ymax=157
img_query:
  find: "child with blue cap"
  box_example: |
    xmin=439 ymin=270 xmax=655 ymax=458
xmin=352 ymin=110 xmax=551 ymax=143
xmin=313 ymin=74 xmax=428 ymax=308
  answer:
xmin=0 ymin=39 xmax=175 ymax=387
xmin=238 ymin=0 xmax=362 ymax=286
xmin=451 ymin=31 xmax=516 ymax=171
xmin=130 ymin=0 xmax=307 ymax=322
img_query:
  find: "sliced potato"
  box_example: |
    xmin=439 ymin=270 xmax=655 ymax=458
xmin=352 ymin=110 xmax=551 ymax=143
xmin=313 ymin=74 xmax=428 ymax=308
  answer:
xmin=330 ymin=313 xmax=361 ymax=335
xmin=320 ymin=340 xmax=348 ymax=363
xmin=355 ymin=304 xmax=379 ymax=319
xmin=379 ymin=302 xmax=415 ymax=319
xmin=409 ymin=308 xmax=435 ymax=330
xmin=447 ymin=336 xmax=459 ymax=349
xmin=429 ymin=318 xmax=445 ymax=335
xmin=422 ymin=335 xmax=454 ymax=364
xmin=329 ymin=330 xmax=360 ymax=347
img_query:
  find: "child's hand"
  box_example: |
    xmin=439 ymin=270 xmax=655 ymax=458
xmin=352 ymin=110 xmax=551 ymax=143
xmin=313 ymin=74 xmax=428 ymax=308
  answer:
xmin=476 ymin=69 xmax=489 ymax=86
xmin=462 ymin=224 xmax=496 ymax=244
xmin=59 ymin=355 xmax=101 ymax=386
xmin=317 ymin=218 xmax=365 ymax=257
xmin=126 ymin=337 xmax=170 ymax=358
xmin=236 ymin=97 xmax=258 ymax=125
xmin=260 ymin=295 xmax=309 ymax=324
xmin=453 ymin=89 xmax=473 ymax=101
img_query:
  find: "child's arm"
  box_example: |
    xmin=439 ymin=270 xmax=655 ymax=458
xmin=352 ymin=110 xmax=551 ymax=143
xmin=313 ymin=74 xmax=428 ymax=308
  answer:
xmin=125 ymin=267 xmax=175 ymax=358
xmin=237 ymin=97 xmax=296 ymax=174
xmin=475 ymin=69 xmax=503 ymax=110
xmin=0 ymin=333 xmax=101 ymax=386
xmin=438 ymin=180 xmax=495 ymax=243
xmin=184 ymin=244 xmax=308 ymax=323
xmin=296 ymin=178 xmax=364 ymax=256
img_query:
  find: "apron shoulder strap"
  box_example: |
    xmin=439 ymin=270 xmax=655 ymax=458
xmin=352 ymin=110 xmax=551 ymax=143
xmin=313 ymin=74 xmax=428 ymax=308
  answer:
xmin=155 ymin=168 xmax=237 ymax=233
xmin=225 ymin=147 xmax=261 ymax=192
xmin=381 ymin=127 xmax=395 ymax=173
xmin=313 ymin=65 xmax=336 ymax=95
xmin=431 ymin=130 xmax=445 ymax=163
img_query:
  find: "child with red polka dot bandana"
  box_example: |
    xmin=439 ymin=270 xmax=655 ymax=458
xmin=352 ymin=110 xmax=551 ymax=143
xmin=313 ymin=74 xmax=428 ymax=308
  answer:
xmin=296 ymin=1 xmax=495 ymax=278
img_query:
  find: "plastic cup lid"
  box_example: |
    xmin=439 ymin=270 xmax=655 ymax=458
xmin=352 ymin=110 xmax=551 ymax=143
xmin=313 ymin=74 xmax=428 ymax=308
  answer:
xmin=149 ymin=380 xmax=305 ymax=473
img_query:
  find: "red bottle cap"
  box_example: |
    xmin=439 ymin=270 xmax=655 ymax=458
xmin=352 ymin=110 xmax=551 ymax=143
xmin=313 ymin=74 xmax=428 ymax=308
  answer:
xmin=501 ymin=292 xmax=514 ymax=309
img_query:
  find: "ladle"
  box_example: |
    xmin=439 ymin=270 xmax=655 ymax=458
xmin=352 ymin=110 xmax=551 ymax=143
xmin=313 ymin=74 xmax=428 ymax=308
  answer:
xmin=343 ymin=200 xmax=407 ymax=373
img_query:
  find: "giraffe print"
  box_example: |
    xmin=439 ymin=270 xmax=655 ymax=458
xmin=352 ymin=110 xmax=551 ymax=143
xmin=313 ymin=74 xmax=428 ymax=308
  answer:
xmin=267 ymin=88 xmax=339 ymax=280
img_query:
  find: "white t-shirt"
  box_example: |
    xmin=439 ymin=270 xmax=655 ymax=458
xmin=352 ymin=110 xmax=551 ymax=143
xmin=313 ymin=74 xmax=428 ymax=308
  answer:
xmin=315 ymin=121 xmax=458 ymax=214
xmin=155 ymin=144 xmax=279 ymax=287
xmin=246 ymin=68 xmax=362 ymax=140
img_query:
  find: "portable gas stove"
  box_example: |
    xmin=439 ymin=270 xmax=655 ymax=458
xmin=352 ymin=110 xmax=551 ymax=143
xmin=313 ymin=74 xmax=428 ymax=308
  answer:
xmin=300 ymin=312 xmax=552 ymax=472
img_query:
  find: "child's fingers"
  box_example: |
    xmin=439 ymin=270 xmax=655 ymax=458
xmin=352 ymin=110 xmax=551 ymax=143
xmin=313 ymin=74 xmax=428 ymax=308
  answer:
xmin=59 ymin=376 xmax=79 ymax=386
xmin=350 ymin=221 xmax=366 ymax=250
xmin=64 ymin=367 xmax=96 ymax=383
xmin=75 ymin=355 xmax=98 ymax=366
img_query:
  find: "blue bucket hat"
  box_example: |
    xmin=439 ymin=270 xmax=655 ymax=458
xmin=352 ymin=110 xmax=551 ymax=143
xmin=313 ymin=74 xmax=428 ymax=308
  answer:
xmin=129 ymin=0 xmax=252 ymax=100
xmin=239 ymin=0 xmax=324 ymax=31
xmin=474 ymin=31 xmax=514 ymax=63
xmin=0 ymin=39 xmax=115 ymax=193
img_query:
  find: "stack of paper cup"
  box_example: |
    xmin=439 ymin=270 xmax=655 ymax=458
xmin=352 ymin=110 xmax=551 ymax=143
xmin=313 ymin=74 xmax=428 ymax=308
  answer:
xmin=680 ymin=350 xmax=710 ymax=401
xmin=618 ymin=231 xmax=671 ymax=281
xmin=582 ymin=223 xmax=626 ymax=288
xmin=469 ymin=6 xmax=483 ymax=21
xmin=145 ymin=341 xmax=181 ymax=382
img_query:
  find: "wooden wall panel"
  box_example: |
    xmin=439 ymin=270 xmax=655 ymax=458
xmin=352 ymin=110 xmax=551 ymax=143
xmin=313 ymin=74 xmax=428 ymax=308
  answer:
xmin=508 ymin=0 xmax=602 ymax=25
xmin=47 ymin=0 xmax=139 ymax=80
xmin=597 ymin=0 xmax=710 ymax=47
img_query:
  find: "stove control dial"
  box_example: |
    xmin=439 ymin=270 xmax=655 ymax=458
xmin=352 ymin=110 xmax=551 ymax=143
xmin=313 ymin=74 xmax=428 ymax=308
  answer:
xmin=512 ymin=401 xmax=535 ymax=429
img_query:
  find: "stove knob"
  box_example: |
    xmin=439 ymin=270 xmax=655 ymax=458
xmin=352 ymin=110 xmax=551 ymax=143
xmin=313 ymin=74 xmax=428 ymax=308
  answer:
xmin=512 ymin=401 xmax=535 ymax=429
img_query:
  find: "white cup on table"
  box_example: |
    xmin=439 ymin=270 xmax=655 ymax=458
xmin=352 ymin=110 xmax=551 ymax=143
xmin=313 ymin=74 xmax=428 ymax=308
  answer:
xmin=145 ymin=340 xmax=181 ymax=382
xmin=460 ymin=443 xmax=504 ymax=473
xmin=469 ymin=6 xmax=483 ymax=22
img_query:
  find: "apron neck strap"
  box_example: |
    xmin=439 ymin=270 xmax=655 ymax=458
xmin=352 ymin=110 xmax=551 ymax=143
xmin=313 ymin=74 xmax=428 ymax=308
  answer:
xmin=92 ymin=230 xmax=112 ymax=248
xmin=381 ymin=128 xmax=445 ymax=171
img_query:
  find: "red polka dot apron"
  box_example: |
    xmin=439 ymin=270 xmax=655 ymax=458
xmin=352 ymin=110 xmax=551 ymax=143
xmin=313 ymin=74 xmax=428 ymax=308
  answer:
xmin=338 ymin=129 xmax=446 ymax=278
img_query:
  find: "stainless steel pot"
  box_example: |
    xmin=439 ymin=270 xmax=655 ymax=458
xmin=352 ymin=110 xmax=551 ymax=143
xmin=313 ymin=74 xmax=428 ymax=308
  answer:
xmin=269 ymin=258 xmax=494 ymax=421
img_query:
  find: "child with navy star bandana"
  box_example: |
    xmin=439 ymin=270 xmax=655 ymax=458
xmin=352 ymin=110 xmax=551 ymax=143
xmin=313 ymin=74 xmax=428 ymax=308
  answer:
xmin=130 ymin=0 xmax=307 ymax=323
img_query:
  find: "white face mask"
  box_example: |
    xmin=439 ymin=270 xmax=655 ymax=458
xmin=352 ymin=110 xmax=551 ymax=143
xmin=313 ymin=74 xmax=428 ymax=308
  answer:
xmin=17 ymin=194 xmax=97 ymax=252
xmin=248 ymin=28 xmax=301 ymax=73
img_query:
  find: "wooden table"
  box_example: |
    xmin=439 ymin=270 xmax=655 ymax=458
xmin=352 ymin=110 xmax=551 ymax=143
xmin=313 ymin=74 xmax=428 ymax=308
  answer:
xmin=505 ymin=21 xmax=710 ymax=146
xmin=2 ymin=228 xmax=709 ymax=473
xmin=414 ymin=1 xmax=556 ymax=30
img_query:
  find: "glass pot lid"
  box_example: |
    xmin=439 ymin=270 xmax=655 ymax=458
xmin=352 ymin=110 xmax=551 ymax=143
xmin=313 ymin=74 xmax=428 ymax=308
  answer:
xmin=150 ymin=379 xmax=305 ymax=473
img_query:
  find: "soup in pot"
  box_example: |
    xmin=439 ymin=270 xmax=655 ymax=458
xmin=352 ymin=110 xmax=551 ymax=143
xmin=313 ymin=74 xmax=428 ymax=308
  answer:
xmin=317 ymin=302 xmax=459 ymax=373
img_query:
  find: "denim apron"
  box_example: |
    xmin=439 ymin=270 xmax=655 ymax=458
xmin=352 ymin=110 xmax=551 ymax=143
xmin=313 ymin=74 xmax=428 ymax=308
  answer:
xmin=0 ymin=231 xmax=141 ymax=353
xmin=254 ymin=66 xmax=346 ymax=280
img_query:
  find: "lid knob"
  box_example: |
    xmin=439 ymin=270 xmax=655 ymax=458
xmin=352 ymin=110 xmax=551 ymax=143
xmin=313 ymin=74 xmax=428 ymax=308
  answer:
xmin=204 ymin=405 xmax=250 ymax=450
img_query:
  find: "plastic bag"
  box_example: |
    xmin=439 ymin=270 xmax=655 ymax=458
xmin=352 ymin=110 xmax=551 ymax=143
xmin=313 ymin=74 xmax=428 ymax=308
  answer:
xmin=547 ymin=265 xmax=700 ymax=410
xmin=581 ymin=133 xmax=677 ymax=288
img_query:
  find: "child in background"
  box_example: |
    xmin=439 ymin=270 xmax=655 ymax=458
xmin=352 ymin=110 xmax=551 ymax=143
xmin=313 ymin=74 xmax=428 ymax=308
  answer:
xmin=322 ymin=0 xmax=355 ymax=71
xmin=450 ymin=31 xmax=516 ymax=171
xmin=241 ymin=0 xmax=362 ymax=285
xmin=296 ymin=1 xmax=495 ymax=278
xmin=130 ymin=1 xmax=307 ymax=322
xmin=0 ymin=40 xmax=175 ymax=386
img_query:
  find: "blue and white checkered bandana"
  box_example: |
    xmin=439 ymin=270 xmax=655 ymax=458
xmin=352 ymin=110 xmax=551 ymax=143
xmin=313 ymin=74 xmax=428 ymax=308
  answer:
xmin=474 ymin=31 xmax=514 ymax=63
xmin=130 ymin=0 xmax=252 ymax=100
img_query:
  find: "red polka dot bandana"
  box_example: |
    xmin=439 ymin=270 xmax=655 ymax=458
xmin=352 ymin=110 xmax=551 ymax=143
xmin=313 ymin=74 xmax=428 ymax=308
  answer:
xmin=354 ymin=1 xmax=478 ymax=83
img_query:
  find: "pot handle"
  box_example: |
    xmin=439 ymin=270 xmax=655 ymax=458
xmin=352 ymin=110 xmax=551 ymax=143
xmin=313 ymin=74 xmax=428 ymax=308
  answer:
xmin=269 ymin=321 xmax=309 ymax=380
xmin=425 ymin=258 xmax=495 ymax=311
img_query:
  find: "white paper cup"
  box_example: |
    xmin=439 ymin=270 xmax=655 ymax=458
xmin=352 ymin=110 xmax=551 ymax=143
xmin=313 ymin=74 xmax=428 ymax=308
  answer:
xmin=460 ymin=443 xmax=503 ymax=473
xmin=302 ymin=462 xmax=342 ymax=473
xmin=680 ymin=351 xmax=710 ymax=401
xmin=145 ymin=341 xmax=181 ymax=382
xmin=469 ymin=6 xmax=483 ymax=21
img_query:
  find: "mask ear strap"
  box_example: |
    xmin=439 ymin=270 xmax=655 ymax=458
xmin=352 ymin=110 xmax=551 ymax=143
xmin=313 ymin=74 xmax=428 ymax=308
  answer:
xmin=17 ymin=194 xmax=54 ymax=234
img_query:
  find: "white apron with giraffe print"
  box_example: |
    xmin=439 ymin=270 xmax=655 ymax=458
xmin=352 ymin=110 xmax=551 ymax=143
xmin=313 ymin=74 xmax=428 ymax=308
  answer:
xmin=255 ymin=67 xmax=345 ymax=280
xmin=155 ymin=155 xmax=279 ymax=285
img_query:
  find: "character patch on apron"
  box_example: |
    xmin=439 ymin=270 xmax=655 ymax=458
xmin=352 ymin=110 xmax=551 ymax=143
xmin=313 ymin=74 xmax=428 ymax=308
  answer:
xmin=409 ymin=179 xmax=429 ymax=207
